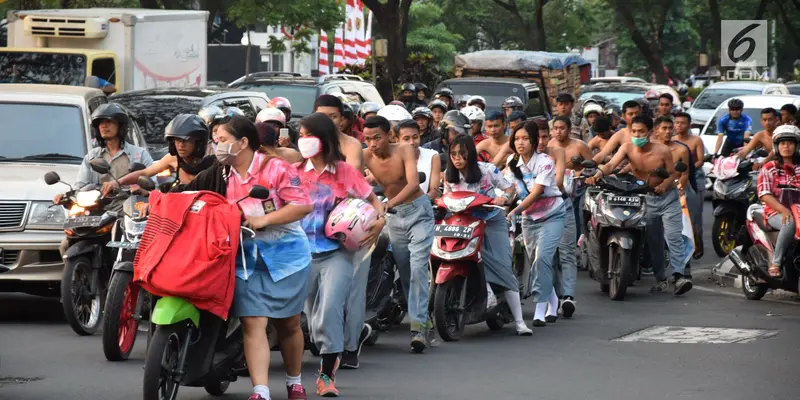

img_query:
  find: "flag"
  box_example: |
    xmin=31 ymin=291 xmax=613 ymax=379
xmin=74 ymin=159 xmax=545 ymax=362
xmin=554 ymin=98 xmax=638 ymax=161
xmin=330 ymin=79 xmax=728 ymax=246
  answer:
xmin=333 ymin=26 xmax=346 ymax=72
xmin=344 ymin=0 xmax=358 ymax=65
xmin=679 ymin=193 xmax=696 ymax=268
xmin=319 ymin=30 xmax=330 ymax=75
xmin=365 ymin=8 xmax=372 ymax=57
xmin=355 ymin=0 xmax=368 ymax=66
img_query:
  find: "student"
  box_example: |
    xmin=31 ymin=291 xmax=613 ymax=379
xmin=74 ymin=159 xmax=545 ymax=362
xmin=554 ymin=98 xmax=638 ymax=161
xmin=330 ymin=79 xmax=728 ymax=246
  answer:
xmin=395 ymin=119 xmax=442 ymax=199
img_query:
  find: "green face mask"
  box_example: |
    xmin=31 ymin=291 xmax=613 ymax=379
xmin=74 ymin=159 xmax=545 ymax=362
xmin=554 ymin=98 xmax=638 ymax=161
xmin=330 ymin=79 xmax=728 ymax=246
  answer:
xmin=631 ymin=136 xmax=648 ymax=148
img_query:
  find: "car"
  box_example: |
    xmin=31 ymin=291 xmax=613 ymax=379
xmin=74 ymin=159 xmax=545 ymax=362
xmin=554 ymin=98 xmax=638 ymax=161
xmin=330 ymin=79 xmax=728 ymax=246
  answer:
xmin=685 ymin=81 xmax=790 ymax=130
xmin=110 ymin=87 xmax=269 ymax=159
xmin=229 ymin=72 xmax=385 ymax=118
xmin=579 ymin=82 xmax=681 ymax=109
xmin=0 ymin=84 xmax=148 ymax=296
xmin=436 ymin=77 xmax=548 ymax=117
xmin=787 ymin=83 xmax=800 ymax=96
xmin=587 ymin=76 xmax=646 ymax=85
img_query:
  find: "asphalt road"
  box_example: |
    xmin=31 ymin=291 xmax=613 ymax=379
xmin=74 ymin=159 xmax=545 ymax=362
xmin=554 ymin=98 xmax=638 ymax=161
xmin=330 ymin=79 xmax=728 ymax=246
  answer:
xmin=1 ymin=202 xmax=798 ymax=400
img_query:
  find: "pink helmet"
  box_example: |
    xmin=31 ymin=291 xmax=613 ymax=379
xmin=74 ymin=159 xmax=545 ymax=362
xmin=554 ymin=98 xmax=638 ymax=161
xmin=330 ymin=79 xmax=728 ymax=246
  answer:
xmin=268 ymin=97 xmax=292 ymax=118
xmin=325 ymin=198 xmax=378 ymax=252
xmin=256 ymin=108 xmax=286 ymax=127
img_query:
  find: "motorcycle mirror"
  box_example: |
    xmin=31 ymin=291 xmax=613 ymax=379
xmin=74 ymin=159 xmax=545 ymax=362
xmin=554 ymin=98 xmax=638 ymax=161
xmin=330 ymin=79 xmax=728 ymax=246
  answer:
xmin=581 ymin=160 xmax=598 ymax=169
xmin=248 ymin=185 xmax=270 ymax=200
xmin=89 ymin=159 xmax=112 ymax=175
xmin=571 ymin=155 xmax=584 ymax=165
xmin=137 ymin=176 xmax=156 ymax=191
xmin=129 ymin=163 xmax=147 ymax=173
xmin=682 ymin=101 xmax=692 ymax=110
xmin=654 ymin=167 xmax=670 ymax=179
xmin=44 ymin=171 xmax=61 ymax=186
xmin=754 ymin=149 xmax=769 ymax=158
xmin=675 ymin=162 xmax=688 ymax=173
xmin=703 ymin=153 xmax=714 ymax=162
xmin=418 ymin=172 xmax=427 ymax=183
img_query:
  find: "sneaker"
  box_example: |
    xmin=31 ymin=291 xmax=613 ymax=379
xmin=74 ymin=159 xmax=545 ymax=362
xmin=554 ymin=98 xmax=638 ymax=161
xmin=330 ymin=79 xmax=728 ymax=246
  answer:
xmin=340 ymin=324 xmax=372 ymax=369
xmin=287 ymin=384 xmax=307 ymax=400
xmin=642 ymin=266 xmax=654 ymax=276
xmin=515 ymin=321 xmax=533 ymax=336
xmin=316 ymin=374 xmax=339 ymax=397
xmin=486 ymin=291 xmax=498 ymax=309
xmin=248 ymin=395 xmax=268 ymax=400
xmin=650 ymin=280 xmax=668 ymax=293
xmin=545 ymin=315 xmax=558 ymax=323
xmin=532 ymin=319 xmax=547 ymax=327
xmin=410 ymin=331 xmax=427 ymax=353
xmin=672 ymin=274 xmax=693 ymax=296
xmin=426 ymin=328 xmax=439 ymax=347
xmin=561 ymin=297 xmax=576 ymax=319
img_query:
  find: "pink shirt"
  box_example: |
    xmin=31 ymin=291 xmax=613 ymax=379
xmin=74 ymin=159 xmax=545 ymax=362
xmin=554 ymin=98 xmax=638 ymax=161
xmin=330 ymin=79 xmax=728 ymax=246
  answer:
xmin=227 ymin=152 xmax=311 ymax=217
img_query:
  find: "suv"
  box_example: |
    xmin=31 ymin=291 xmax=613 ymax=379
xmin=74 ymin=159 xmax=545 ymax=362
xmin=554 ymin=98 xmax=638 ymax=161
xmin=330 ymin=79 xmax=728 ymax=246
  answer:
xmin=0 ymin=84 xmax=148 ymax=296
xmin=228 ymin=72 xmax=385 ymax=118
xmin=111 ymin=87 xmax=269 ymax=158
xmin=686 ymin=81 xmax=790 ymax=129
xmin=435 ymin=77 xmax=548 ymax=117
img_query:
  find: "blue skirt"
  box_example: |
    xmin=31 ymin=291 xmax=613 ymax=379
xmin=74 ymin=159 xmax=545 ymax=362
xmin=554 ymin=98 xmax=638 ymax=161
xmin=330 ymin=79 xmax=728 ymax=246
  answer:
xmin=232 ymin=257 xmax=311 ymax=319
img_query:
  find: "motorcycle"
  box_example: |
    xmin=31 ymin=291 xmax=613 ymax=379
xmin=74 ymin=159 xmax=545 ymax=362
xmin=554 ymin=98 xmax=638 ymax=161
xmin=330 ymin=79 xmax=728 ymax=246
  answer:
xmin=141 ymin=185 xmax=270 ymax=400
xmin=429 ymin=191 xmax=513 ymax=341
xmin=727 ymin=184 xmax=800 ymax=300
xmin=45 ymin=159 xmax=138 ymax=336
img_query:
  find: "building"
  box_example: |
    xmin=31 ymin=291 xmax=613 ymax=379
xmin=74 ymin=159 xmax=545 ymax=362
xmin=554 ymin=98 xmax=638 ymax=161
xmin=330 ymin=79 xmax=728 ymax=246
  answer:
xmin=241 ymin=26 xmax=321 ymax=77
xmin=580 ymin=36 xmax=620 ymax=77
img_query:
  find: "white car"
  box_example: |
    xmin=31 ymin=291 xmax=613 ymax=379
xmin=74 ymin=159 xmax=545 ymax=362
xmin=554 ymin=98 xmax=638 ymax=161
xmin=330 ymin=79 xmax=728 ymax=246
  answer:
xmin=685 ymin=81 xmax=790 ymax=130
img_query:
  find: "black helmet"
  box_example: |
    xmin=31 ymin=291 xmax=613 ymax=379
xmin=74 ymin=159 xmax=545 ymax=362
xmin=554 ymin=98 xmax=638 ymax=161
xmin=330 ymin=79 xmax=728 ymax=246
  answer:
xmin=401 ymin=83 xmax=416 ymax=92
xmin=165 ymin=114 xmax=209 ymax=159
xmin=727 ymin=98 xmax=744 ymax=109
xmin=348 ymin=102 xmax=361 ymax=118
xmin=342 ymin=103 xmax=355 ymax=122
xmin=415 ymin=82 xmax=428 ymax=92
xmin=440 ymin=110 xmax=471 ymax=136
xmin=502 ymin=96 xmax=524 ymax=110
xmin=435 ymin=88 xmax=454 ymax=100
xmin=677 ymin=84 xmax=689 ymax=96
xmin=428 ymin=99 xmax=448 ymax=112
xmin=91 ymin=103 xmax=129 ymax=146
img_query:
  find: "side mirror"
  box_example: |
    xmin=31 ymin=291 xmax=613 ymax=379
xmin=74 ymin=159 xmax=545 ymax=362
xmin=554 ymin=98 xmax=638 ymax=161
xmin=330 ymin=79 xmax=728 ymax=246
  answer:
xmin=581 ymin=160 xmax=598 ymax=169
xmin=44 ymin=171 xmax=61 ymax=185
xmin=675 ymin=162 xmax=688 ymax=173
xmin=89 ymin=159 xmax=111 ymax=175
xmin=418 ymin=172 xmax=427 ymax=183
xmin=653 ymin=167 xmax=670 ymax=180
xmin=682 ymin=101 xmax=691 ymax=110
xmin=249 ymin=185 xmax=270 ymax=200
xmin=703 ymin=154 xmax=714 ymax=162
xmin=129 ymin=163 xmax=146 ymax=173
xmin=690 ymin=128 xmax=700 ymax=136
xmin=744 ymin=137 xmax=752 ymax=144
xmin=137 ymin=176 xmax=156 ymax=191
xmin=754 ymin=149 xmax=769 ymax=158
xmin=570 ymin=155 xmax=584 ymax=165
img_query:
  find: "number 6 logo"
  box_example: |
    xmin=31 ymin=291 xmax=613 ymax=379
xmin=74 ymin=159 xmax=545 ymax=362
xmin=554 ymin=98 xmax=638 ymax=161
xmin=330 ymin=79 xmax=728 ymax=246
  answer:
xmin=721 ymin=20 xmax=768 ymax=68
xmin=727 ymin=23 xmax=760 ymax=63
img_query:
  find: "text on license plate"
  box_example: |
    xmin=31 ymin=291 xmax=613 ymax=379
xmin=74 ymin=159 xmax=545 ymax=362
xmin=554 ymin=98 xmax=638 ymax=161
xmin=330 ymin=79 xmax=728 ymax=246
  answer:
xmin=607 ymin=196 xmax=641 ymax=207
xmin=106 ymin=241 xmax=139 ymax=249
xmin=65 ymin=216 xmax=103 ymax=227
xmin=434 ymin=225 xmax=474 ymax=239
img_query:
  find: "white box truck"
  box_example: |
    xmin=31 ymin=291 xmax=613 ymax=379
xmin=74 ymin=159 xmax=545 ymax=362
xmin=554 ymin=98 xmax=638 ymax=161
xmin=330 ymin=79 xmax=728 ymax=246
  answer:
xmin=0 ymin=8 xmax=208 ymax=92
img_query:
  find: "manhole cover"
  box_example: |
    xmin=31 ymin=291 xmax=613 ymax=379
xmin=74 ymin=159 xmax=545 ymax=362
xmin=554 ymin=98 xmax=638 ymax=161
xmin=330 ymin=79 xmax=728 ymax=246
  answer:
xmin=613 ymin=326 xmax=778 ymax=343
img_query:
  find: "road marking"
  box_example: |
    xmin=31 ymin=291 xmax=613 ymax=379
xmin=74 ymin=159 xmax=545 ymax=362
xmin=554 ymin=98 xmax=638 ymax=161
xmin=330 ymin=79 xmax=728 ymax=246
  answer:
xmin=613 ymin=326 xmax=778 ymax=343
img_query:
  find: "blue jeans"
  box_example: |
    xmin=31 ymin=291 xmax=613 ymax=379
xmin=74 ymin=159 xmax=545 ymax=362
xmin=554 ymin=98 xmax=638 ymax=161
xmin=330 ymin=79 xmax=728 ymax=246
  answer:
xmin=768 ymin=214 xmax=796 ymax=266
xmin=521 ymin=202 xmax=567 ymax=303
xmin=554 ymin=201 xmax=578 ymax=298
xmin=573 ymin=185 xmax=587 ymax=239
xmin=387 ymin=194 xmax=435 ymax=332
xmin=645 ymin=188 xmax=687 ymax=281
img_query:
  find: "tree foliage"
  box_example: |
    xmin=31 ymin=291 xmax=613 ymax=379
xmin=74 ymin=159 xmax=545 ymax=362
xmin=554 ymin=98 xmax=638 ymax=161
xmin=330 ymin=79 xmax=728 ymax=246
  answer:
xmin=406 ymin=2 xmax=462 ymax=68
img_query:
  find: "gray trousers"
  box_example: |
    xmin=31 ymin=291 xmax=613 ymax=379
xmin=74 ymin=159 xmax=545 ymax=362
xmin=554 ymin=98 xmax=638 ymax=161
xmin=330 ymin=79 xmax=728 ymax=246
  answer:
xmin=768 ymin=215 xmax=796 ymax=266
xmin=306 ymin=250 xmax=353 ymax=355
xmin=554 ymin=201 xmax=578 ymax=298
xmin=645 ymin=188 xmax=686 ymax=281
xmin=694 ymin=169 xmax=706 ymax=237
xmin=343 ymin=247 xmax=372 ymax=352
xmin=387 ymin=194 xmax=434 ymax=332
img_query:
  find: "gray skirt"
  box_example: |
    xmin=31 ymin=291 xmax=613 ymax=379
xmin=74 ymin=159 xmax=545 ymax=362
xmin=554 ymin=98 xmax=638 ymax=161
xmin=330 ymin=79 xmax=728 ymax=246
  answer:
xmin=231 ymin=257 xmax=311 ymax=319
xmin=482 ymin=210 xmax=520 ymax=292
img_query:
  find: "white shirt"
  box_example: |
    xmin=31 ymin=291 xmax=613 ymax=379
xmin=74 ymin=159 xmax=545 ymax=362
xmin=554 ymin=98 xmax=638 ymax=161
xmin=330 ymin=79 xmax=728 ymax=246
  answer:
xmin=418 ymin=147 xmax=436 ymax=193
xmin=504 ymin=153 xmax=564 ymax=220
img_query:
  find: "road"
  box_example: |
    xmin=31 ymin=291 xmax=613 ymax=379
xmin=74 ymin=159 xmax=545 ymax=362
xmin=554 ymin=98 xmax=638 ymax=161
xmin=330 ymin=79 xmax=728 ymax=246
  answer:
xmin=1 ymin=203 xmax=798 ymax=400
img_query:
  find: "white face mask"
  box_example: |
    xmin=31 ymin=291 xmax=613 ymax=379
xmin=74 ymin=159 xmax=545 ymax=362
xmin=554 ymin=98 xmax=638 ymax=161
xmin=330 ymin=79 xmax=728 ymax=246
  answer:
xmin=215 ymin=140 xmax=242 ymax=165
xmin=298 ymin=137 xmax=322 ymax=159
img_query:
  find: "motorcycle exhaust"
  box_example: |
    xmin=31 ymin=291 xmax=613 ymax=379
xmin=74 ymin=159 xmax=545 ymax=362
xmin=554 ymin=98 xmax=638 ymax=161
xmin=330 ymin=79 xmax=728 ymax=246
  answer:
xmin=728 ymin=248 xmax=752 ymax=275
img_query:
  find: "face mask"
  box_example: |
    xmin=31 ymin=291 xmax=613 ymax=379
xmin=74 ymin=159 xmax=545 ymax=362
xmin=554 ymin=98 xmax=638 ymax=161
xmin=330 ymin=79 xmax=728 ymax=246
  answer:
xmin=631 ymin=137 xmax=648 ymax=148
xmin=215 ymin=140 xmax=242 ymax=165
xmin=299 ymin=137 xmax=322 ymax=159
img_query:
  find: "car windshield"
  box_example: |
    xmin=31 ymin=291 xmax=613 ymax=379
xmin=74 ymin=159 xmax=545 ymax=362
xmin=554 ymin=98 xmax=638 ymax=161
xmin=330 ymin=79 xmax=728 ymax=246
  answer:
xmin=0 ymin=51 xmax=87 ymax=86
xmin=0 ymin=103 xmax=85 ymax=163
xmin=692 ymin=88 xmax=761 ymax=110
xmin=234 ymin=84 xmax=317 ymax=117
xmin=441 ymin=83 xmax=534 ymax=115
xmin=579 ymin=91 xmax=644 ymax=107
xmin=789 ymin=86 xmax=800 ymax=96
xmin=701 ymin=107 xmax=765 ymax=136
xmin=111 ymin=95 xmax=204 ymax=145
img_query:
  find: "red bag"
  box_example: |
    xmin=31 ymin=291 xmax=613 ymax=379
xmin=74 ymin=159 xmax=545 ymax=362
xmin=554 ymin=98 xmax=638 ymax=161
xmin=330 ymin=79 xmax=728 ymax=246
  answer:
xmin=133 ymin=190 xmax=241 ymax=320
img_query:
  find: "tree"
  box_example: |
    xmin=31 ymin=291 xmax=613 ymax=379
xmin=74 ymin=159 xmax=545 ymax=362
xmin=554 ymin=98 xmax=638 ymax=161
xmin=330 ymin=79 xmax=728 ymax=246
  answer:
xmin=362 ymin=0 xmax=413 ymax=98
xmin=405 ymin=2 xmax=462 ymax=68
xmin=606 ymin=0 xmax=676 ymax=83
xmin=491 ymin=0 xmax=547 ymax=50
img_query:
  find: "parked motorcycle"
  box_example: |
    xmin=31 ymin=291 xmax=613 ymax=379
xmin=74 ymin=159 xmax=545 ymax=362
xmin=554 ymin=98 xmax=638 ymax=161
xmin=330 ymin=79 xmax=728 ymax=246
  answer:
xmin=728 ymin=184 xmax=800 ymax=300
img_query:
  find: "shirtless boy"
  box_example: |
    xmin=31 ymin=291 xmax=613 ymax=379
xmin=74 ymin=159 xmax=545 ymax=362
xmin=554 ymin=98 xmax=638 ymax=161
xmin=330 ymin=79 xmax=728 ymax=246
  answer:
xmin=593 ymin=100 xmax=641 ymax=163
xmin=589 ymin=116 xmax=693 ymax=295
xmin=362 ymin=115 xmax=435 ymax=353
xmin=736 ymin=107 xmax=780 ymax=169
xmin=587 ymin=116 xmax=614 ymax=155
xmin=551 ymin=115 xmax=593 ymax=248
xmin=314 ymin=94 xmax=364 ymax=172
xmin=477 ymin=111 xmax=513 ymax=169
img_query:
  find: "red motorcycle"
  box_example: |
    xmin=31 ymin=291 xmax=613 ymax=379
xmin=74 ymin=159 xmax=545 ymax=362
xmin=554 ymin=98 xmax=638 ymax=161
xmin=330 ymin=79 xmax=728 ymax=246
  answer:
xmin=430 ymin=191 xmax=514 ymax=341
xmin=728 ymin=184 xmax=800 ymax=300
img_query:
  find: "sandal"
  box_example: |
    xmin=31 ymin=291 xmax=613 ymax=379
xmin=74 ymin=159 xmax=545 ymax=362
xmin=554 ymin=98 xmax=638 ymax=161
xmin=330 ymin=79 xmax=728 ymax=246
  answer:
xmin=768 ymin=264 xmax=782 ymax=278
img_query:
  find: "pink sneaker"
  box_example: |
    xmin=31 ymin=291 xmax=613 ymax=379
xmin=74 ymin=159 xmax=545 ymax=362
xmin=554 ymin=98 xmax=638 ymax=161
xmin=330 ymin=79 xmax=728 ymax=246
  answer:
xmin=287 ymin=383 xmax=307 ymax=400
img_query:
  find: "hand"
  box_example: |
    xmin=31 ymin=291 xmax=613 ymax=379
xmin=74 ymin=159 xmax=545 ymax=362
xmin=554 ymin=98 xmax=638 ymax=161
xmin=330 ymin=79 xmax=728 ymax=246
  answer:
xmin=360 ymin=217 xmax=385 ymax=247
xmin=493 ymin=195 xmax=509 ymax=206
xmin=781 ymin=208 xmax=793 ymax=225
xmin=654 ymin=180 xmax=671 ymax=195
xmin=53 ymin=193 xmax=64 ymax=204
xmin=506 ymin=207 xmax=519 ymax=223
xmin=101 ymin=181 xmax=119 ymax=197
xmin=137 ymin=203 xmax=151 ymax=218
xmin=278 ymin=136 xmax=291 ymax=148
xmin=586 ymin=170 xmax=603 ymax=185
xmin=244 ymin=215 xmax=270 ymax=230
xmin=753 ymin=162 xmax=762 ymax=171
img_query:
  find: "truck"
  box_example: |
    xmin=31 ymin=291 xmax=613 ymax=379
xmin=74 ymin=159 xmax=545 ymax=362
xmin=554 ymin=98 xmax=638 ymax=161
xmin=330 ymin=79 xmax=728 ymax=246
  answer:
xmin=0 ymin=8 xmax=208 ymax=93
xmin=437 ymin=50 xmax=591 ymax=117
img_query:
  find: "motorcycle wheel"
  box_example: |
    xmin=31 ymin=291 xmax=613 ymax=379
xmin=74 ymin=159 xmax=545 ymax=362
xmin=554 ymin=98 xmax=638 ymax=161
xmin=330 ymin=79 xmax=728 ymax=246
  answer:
xmin=609 ymin=247 xmax=631 ymax=301
xmin=61 ymin=255 xmax=104 ymax=336
xmin=143 ymin=324 xmax=185 ymax=400
xmin=102 ymin=271 xmax=140 ymax=361
xmin=204 ymin=380 xmax=230 ymax=396
xmin=741 ymin=275 xmax=768 ymax=300
xmin=433 ymin=277 xmax=467 ymax=342
xmin=712 ymin=214 xmax=738 ymax=257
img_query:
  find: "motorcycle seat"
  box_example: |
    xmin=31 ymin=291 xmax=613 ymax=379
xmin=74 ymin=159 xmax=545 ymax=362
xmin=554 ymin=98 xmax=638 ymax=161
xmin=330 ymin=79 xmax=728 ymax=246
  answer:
xmin=752 ymin=208 xmax=779 ymax=232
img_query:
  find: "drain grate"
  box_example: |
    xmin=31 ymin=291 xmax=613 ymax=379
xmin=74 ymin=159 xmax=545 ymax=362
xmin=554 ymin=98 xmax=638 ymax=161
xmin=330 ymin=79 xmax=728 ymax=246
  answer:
xmin=0 ymin=376 xmax=43 ymax=387
xmin=613 ymin=326 xmax=778 ymax=344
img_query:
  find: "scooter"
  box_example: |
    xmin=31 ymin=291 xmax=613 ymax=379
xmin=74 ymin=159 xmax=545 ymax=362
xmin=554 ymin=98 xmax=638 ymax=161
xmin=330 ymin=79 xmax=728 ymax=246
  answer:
xmin=727 ymin=184 xmax=800 ymax=300
xmin=430 ymin=191 xmax=513 ymax=341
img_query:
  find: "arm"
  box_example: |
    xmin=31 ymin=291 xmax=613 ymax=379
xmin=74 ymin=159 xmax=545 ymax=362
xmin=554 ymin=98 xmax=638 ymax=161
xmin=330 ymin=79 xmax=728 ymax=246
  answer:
xmin=577 ymin=142 xmax=594 ymax=166
xmin=74 ymin=155 xmax=94 ymax=189
xmin=744 ymin=115 xmax=753 ymax=139
xmin=385 ymin=145 xmax=421 ymax=210
xmin=428 ymin=153 xmax=442 ymax=199
xmin=593 ymin=133 xmax=620 ymax=163
xmin=343 ymin=137 xmax=364 ymax=172
xmin=692 ymin=138 xmax=705 ymax=169
xmin=490 ymin=142 xmax=513 ymax=169
xmin=548 ymin=147 xmax=566 ymax=193
xmin=597 ymin=144 xmax=630 ymax=176
xmin=120 ymin=156 xmax=173 ymax=186
xmin=249 ymin=204 xmax=313 ymax=229
xmin=678 ymin=147 xmax=691 ymax=190
xmin=511 ymin=184 xmax=545 ymax=216
xmin=736 ymin=132 xmax=760 ymax=158
xmin=714 ymin=116 xmax=726 ymax=153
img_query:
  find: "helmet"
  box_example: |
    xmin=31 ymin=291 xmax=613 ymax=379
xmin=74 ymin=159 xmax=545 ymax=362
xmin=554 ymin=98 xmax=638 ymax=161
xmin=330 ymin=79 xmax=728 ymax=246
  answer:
xmin=91 ymin=103 xmax=129 ymax=145
xmin=225 ymin=107 xmax=246 ymax=117
xmin=359 ymin=101 xmax=381 ymax=118
xmin=644 ymin=89 xmax=660 ymax=100
xmin=604 ymin=104 xmax=621 ymax=117
xmin=634 ymin=97 xmax=652 ymax=118
xmin=467 ymin=95 xmax=486 ymax=109
xmin=727 ymin=98 xmax=744 ymax=109
xmin=502 ymin=96 xmax=524 ymax=110
xmin=428 ymin=99 xmax=447 ymax=112
xmin=401 ymin=83 xmax=416 ymax=92
xmin=256 ymin=108 xmax=287 ymax=127
xmin=348 ymin=102 xmax=361 ymax=117
xmin=412 ymin=107 xmax=433 ymax=120
xmin=583 ymin=103 xmax=604 ymax=118
xmin=772 ymin=125 xmax=800 ymax=155
xmin=461 ymin=105 xmax=485 ymax=123
xmin=677 ymin=84 xmax=689 ymax=96
xmin=164 ymin=114 xmax=209 ymax=158
xmin=377 ymin=104 xmax=412 ymax=122
xmin=457 ymin=94 xmax=471 ymax=108
xmin=389 ymin=100 xmax=405 ymax=107
xmin=440 ymin=110 xmax=471 ymax=136
xmin=198 ymin=105 xmax=224 ymax=127
xmin=415 ymin=82 xmax=428 ymax=92
xmin=342 ymin=103 xmax=355 ymax=121
xmin=268 ymin=96 xmax=292 ymax=119
xmin=325 ymin=198 xmax=378 ymax=252
xmin=435 ymin=88 xmax=454 ymax=100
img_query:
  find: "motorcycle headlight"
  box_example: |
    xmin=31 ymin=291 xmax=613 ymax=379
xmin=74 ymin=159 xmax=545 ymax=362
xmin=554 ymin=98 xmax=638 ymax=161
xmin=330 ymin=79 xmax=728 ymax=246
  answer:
xmin=713 ymin=179 xmax=726 ymax=194
xmin=76 ymin=190 xmax=101 ymax=207
xmin=431 ymin=236 xmax=481 ymax=260
xmin=442 ymin=196 xmax=475 ymax=213
xmin=729 ymin=180 xmax=750 ymax=196
xmin=124 ymin=215 xmax=147 ymax=237
xmin=25 ymin=201 xmax=67 ymax=230
xmin=68 ymin=204 xmax=87 ymax=217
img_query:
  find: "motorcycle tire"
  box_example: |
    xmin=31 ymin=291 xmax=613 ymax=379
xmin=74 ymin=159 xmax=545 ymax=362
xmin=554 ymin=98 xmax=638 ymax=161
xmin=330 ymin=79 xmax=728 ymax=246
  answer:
xmin=433 ymin=277 xmax=467 ymax=342
xmin=61 ymin=255 xmax=104 ymax=336
xmin=143 ymin=324 xmax=186 ymax=400
xmin=609 ymin=247 xmax=632 ymax=301
xmin=102 ymin=271 xmax=140 ymax=361
xmin=204 ymin=380 xmax=231 ymax=396
xmin=712 ymin=214 xmax=738 ymax=257
xmin=741 ymin=275 xmax=768 ymax=300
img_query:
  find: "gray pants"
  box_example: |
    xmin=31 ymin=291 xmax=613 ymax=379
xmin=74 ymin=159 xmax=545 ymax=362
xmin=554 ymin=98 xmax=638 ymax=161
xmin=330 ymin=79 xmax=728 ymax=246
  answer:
xmin=554 ymin=201 xmax=578 ymax=298
xmin=482 ymin=211 xmax=519 ymax=291
xmin=768 ymin=215 xmax=796 ymax=266
xmin=694 ymin=169 xmax=706 ymax=237
xmin=521 ymin=202 xmax=567 ymax=303
xmin=343 ymin=247 xmax=372 ymax=352
xmin=387 ymin=194 xmax=434 ymax=332
xmin=645 ymin=188 xmax=686 ymax=281
xmin=306 ymin=250 xmax=353 ymax=355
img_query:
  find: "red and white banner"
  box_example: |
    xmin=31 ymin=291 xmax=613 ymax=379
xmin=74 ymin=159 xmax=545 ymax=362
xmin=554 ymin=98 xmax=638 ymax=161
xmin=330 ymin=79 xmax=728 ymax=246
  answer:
xmin=318 ymin=30 xmax=330 ymax=75
xmin=333 ymin=26 xmax=346 ymax=71
xmin=355 ymin=0 xmax=368 ymax=66
xmin=344 ymin=0 xmax=358 ymax=65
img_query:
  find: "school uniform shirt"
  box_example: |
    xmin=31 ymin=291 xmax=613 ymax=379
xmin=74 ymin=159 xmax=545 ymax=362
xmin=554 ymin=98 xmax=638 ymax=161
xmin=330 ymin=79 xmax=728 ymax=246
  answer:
xmin=443 ymin=161 xmax=512 ymax=219
xmin=295 ymin=160 xmax=373 ymax=254
xmin=504 ymin=153 xmax=564 ymax=221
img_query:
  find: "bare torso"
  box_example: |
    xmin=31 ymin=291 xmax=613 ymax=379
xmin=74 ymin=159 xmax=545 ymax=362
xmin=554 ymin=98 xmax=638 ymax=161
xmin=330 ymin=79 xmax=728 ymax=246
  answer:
xmin=364 ymin=144 xmax=424 ymax=204
xmin=551 ymin=138 xmax=592 ymax=170
xmin=624 ymin=142 xmax=670 ymax=182
xmin=339 ymin=132 xmax=364 ymax=172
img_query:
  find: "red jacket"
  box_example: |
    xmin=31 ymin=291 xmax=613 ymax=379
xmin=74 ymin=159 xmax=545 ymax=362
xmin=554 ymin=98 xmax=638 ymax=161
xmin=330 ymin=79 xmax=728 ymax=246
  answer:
xmin=133 ymin=190 xmax=241 ymax=320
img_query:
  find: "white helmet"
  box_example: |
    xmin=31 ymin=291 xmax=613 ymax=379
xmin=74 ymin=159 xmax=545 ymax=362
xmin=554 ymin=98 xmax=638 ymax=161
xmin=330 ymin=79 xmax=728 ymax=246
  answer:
xmin=772 ymin=125 xmax=800 ymax=155
xmin=461 ymin=105 xmax=485 ymax=122
xmin=467 ymin=95 xmax=486 ymax=109
xmin=583 ymin=103 xmax=604 ymax=118
xmin=377 ymin=104 xmax=412 ymax=122
xmin=255 ymin=108 xmax=286 ymax=126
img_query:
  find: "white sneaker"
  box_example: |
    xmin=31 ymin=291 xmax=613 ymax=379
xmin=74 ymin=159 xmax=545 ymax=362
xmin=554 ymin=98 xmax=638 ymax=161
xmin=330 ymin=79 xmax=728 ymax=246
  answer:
xmin=515 ymin=321 xmax=533 ymax=336
xmin=486 ymin=291 xmax=498 ymax=309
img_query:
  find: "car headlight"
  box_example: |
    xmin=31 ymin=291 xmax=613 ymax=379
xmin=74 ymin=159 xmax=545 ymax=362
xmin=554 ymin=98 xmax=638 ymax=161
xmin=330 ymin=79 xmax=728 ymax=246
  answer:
xmin=76 ymin=190 xmax=101 ymax=207
xmin=26 ymin=201 xmax=67 ymax=229
xmin=442 ymin=196 xmax=475 ymax=213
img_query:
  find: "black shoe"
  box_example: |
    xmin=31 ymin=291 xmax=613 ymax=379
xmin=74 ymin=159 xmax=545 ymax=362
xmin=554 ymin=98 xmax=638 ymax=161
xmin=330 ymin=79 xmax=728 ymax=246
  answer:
xmin=561 ymin=297 xmax=576 ymax=319
xmin=532 ymin=319 xmax=547 ymax=327
xmin=545 ymin=315 xmax=558 ymax=323
xmin=410 ymin=331 xmax=427 ymax=353
xmin=672 ymin=274 xmax=693 ymax=296
xmin=650 ymin=280 xmax=668 ymax=293
xmin=340 ymin=350 xmax=359 ymax=369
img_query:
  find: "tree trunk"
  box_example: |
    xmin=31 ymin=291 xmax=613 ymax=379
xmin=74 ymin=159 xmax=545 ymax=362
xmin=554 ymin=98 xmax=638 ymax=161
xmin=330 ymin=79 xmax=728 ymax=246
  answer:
xmin=708 ymin=0 xmax=721 ymax=68
xmin=774 ymin=0 xmax=800 ymax=45
xmin=613 ymin=0 xmax=672 ymax=83
xmin=534 ymin=0 xmax=546 ymax=50
xmin=362 ymin=0 xmax=413 ymax=102
xmin=491 ymin=0 xmax=541 ymax=50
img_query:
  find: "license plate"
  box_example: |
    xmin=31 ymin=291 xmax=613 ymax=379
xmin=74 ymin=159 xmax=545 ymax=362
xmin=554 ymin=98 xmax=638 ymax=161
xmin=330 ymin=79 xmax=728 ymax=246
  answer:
xmin=107 ymin=241 xmax=139 ymax=250
xmin=434 ymin=225 xmax=474 ymax=239
xmin=607 ymin=196 xmax=641 ymax=207
xmin=65 ymin=215 xmax=103 ymax=228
